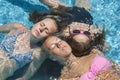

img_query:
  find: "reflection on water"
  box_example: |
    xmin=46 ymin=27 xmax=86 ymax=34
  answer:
xmin=90 ymin=0 xmax=120 ymax=65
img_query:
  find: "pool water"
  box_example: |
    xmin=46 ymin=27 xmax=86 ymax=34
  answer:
xmin=0 ymin=0 xmax=120 ymax=80
xmin=90 ymin=0 xmax=120 ymax=65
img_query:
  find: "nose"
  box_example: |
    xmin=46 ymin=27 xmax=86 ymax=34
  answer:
xmin=39 ymin=27 xmax=46 ymax=33
xmin=56 ymin=41 xmax=62 ymax=48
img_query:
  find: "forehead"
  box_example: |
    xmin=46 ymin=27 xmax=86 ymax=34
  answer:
xmin=45 ymin=36 xmax=58 ymax=48
xmin=43 ymin=18 xmax=57 ymax=32
xmin=42 ymin=18 xmax=56 ymax=25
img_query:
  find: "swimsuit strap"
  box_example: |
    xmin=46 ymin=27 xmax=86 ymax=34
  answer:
xmin=78 ymin=56 xmax=111 ymax=80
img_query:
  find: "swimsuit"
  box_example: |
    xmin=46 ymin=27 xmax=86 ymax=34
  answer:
xmin=0 ymin=32 xmax=33 ymax=68
xmin=78 ymin=56 xmax=111 ymax=80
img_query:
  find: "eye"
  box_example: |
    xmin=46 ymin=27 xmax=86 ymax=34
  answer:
xmin=84 ymin=31 xmax=91 ymax=35
xmin=73 ymin=30 xmax=80 ymax=33
xmin=44 ymin=29 xmax=49 ymax=34
xmin=56 ymin=39 xmax=61 ymax=43
xmin=40 ymin=23 xmax=45 ymax=27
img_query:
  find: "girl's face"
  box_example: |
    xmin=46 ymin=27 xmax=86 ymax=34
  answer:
xmin=62 ymin=23 xmax=92 ymax=52
xmin=44 ymin=36 xmax=72 ymax=59
xmin=31 ymin=18 xmax=57 ymax=39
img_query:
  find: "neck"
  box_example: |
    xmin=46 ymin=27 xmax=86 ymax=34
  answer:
xmin=65 ymin=53 xmax=77 ymax=65
xmin=69 ymin=53 xmax=77 ymax=60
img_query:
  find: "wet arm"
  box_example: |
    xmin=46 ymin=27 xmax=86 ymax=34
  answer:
xmin=0 ymin=57 xmax=18 ymax=80
xmin=40 ymin=0 xmax=66 ymax=8
xmin=0 ymin=22 xmax=26 ymax=33
xmin=17 ymin=49 xmax=47 ymax=80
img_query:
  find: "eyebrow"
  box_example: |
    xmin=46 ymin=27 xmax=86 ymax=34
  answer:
xmin=41 ymin=22 xmax=50 ymax=33
xmin=42 ymin=25 xmax=50 ymax=34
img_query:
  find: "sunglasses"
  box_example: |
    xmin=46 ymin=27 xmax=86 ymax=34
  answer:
xmin=70 ymin=30 xmax=92 ymax=39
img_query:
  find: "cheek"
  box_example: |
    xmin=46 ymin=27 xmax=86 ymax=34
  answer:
xmin=50 ymin=25 xmax=57 ymax=33
xmin=33 ymin=23 xmax=40 ymax=30
xmin=65 ymin=48 xmax=71 ymax=55
xmin=55 ymin=50 xmax=63 ymax=57
xmin=52 ymin=48 xmax=60 ymax=56
xmin=41 ymin=32 xmax=48 ymax=37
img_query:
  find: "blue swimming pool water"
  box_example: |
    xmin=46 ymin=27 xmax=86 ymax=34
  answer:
xmin=0 ymin=0 xmax=120 ymax=79
xmin=90 ymin=0 xmax=120 ymax=65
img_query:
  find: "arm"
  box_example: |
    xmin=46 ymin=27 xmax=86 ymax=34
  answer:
xmin=40 ymin=0 xmax=66 ymax=8
xmin=0 ymin=52 xmax=18 ymax=80
xmin=16 ymin=48 xmax=48 ymax=80
xmin=0 ymin=22 xmax=27 ymax=33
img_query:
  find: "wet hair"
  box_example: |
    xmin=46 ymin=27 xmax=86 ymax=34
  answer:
xmin=67 ymin=6 xmax=93 ymax=25
xmin=66 ymin=37 xmax=91 ymax=57
xmin=66 ymin=26 xmax=106 ymax=57
xmin=29 ymin=9 xmax=73 ymax=33
xmin=53 ymin=5 xmax=93 ymax=25
xmin=91 ymin=26 xmax=106 ymax=51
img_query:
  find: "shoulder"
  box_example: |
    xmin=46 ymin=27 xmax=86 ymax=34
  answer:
xmin=9 ymin=22 xmax=28 ymax=30
xmin=90 ymin=48 xmax=104 ymax=56
xmin=9 ymin=23 xmax=29 ymax=35
xmin=14 ymin=22 xmax=26 ymax=27
xmin=9 ymin=28 xmax=29 ymax=36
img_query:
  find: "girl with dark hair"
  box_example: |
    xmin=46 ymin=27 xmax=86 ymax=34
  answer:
xmin=62 ymin=22 xmax=106 ymax=56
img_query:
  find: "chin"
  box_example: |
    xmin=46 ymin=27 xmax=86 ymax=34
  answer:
xmin=31 ymin=33 xmax=39 ymax=40
xmin=32 ymin=34 xmax=38 ymax=39
xmin=65 ymin=50 xmax=71 ymax=55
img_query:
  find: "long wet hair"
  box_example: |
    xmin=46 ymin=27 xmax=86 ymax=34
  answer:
xmin=52 ymin=5 xmax=93 ymax=25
